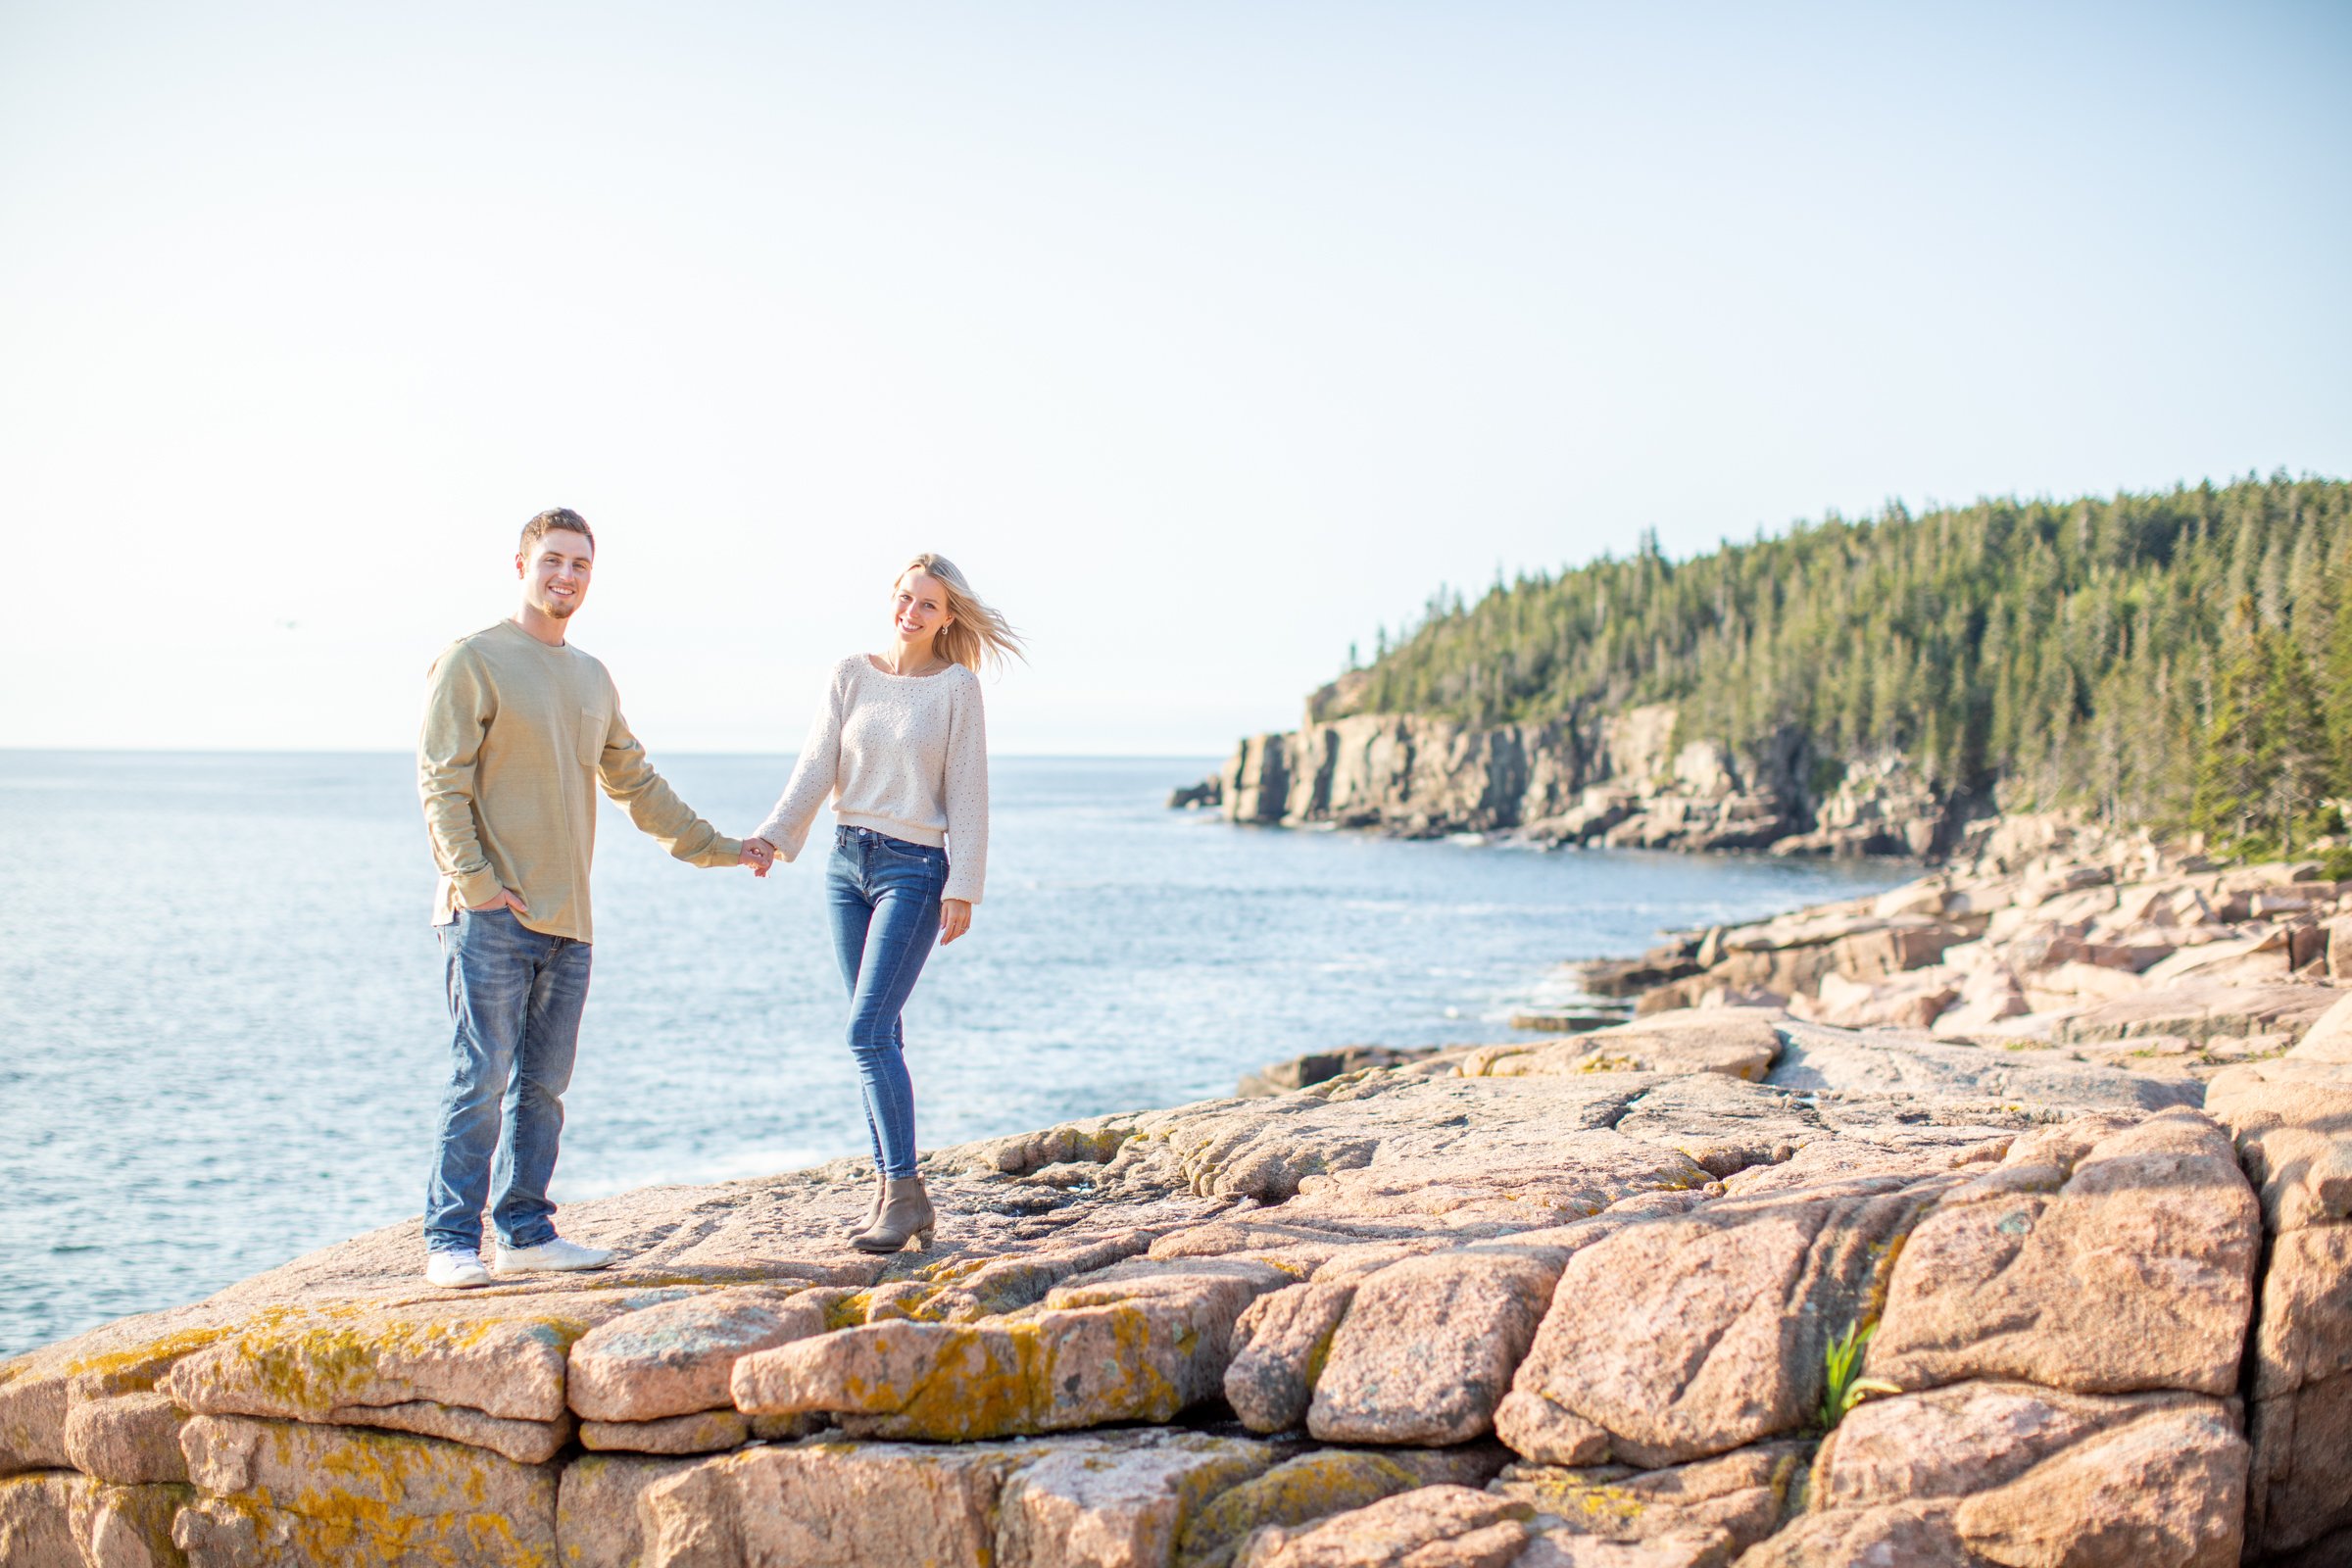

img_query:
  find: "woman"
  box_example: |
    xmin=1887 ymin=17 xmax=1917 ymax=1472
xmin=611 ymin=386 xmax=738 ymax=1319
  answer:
xmin=747 ymin=554 xmax=1021 ymax=1252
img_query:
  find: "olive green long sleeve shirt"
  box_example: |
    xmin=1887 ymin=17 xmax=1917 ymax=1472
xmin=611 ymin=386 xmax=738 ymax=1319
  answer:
xmin=417 ymin=620 xmax=742 ymax=942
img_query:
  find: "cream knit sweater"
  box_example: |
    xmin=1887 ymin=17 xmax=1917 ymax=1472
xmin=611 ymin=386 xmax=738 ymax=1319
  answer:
xmin=753 ymin=656 xmax=990 ymax=903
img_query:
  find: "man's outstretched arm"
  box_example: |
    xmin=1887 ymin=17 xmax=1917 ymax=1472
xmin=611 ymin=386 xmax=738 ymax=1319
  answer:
xmin=596 ymin=708 xmax=746 ymax=867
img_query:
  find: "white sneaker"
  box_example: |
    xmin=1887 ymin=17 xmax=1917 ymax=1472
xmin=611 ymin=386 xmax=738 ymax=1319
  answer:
xmin=425 ymin=1250 xmax=493 ymax=1290
xmin=492 ymin=1237 xmax=613 ymax=1274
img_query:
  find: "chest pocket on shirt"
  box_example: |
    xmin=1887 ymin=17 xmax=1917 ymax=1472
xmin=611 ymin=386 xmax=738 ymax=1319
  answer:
xmin=576 ymin=706 xmax=611 ymax=769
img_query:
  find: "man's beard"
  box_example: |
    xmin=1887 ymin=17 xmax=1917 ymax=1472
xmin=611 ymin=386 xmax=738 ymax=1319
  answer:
xmin=542 ymin=595 xmax=578 ymax=619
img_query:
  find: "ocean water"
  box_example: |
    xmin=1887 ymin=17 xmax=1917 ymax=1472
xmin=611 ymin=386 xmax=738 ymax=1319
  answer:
xmin=0 ymin=752 xmax=1902 ymax=1357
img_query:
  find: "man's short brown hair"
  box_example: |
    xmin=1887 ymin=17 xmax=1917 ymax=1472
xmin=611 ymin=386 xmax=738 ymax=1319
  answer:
xmin=519 ymin=508 xmax=594 ymax=556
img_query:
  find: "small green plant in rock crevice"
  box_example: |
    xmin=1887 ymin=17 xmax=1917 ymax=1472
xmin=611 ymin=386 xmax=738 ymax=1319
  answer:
xmin=1818 ymin=1320 xmax=1900 ymax=1432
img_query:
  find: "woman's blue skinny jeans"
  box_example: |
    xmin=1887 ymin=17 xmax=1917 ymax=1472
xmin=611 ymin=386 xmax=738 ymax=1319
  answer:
xmin=824 ymin=825 xmax=946 ymax=1180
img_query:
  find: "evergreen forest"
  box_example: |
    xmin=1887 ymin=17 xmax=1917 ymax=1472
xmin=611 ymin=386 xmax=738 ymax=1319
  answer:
xmin=1324 ymin=475 xmax=2352 ymax=856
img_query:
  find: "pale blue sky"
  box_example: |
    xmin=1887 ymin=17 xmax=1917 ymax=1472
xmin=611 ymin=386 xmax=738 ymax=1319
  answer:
xmin=3 ymin=2 xmax=2346 ymax=755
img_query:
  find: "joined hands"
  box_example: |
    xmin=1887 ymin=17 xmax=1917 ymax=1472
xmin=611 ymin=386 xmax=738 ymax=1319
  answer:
xmin=740 ymin=838 xmax=777 ymax=876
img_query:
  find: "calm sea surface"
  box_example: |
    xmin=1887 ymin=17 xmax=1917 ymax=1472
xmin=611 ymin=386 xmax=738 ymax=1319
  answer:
xmin=0 ymin=752 xmax=1901 ymax=1356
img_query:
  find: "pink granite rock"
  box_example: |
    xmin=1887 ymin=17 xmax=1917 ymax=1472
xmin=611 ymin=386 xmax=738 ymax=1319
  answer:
xmin=639 ymin=1429 xmax=1270 ymax=1568
xmin=159 ymin=1292 xmax=630 ymax=1427
xmin=996 ymin=1429 xmax=1275 ymax=1568
xmin=2206 ymin=1059 xmax=2352 ymax=1232
xmin=579 ymin=1407 xmax=750 ymax=1455
xmin=557 ymin=1452 xmax=701 ymax=1568
xmin=566 ymin=1287 xmax=828 ymax=1422
xmin=64 ymin=1392 xmax=189 ymax=1486
xmin=1495 ymin=1172 xmax=1953 ymax=1466
xmin=1307 ymin=1251 xmax=1560 ymax=1446
xmin=174 ymin=1413 xmax=559 ymax=1566
xmin=1489 ymin=1441 xmax=1806 ymax=1560
xmin=1869 ymin=1110 xmax=2260 ymax=1397
xmin=69 ymin=1480 xmax=190 ymax=1568
xmin=1177 ymin=1450 xmax=1478 ymax=1568
xmin=1233 ymin=1485 xmax=1532 ymax=1568
xmin=729 ymin=1296 xmax=1236 ymax=1441
xmin=1224 ymin=1281 xmax=1357 ymax=1434
xmin=0 ymin=1469 xmax=91 ymax=1565
xmin=1947 ymin=1402 xmax=2247 ymax=1567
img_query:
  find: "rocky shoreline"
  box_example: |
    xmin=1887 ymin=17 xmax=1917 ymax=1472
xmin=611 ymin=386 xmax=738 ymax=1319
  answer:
xmin=1175 ymin=705 xmax=1962 ymax=858
xmin=7 ymin=814 xmax=2352 ymax=1567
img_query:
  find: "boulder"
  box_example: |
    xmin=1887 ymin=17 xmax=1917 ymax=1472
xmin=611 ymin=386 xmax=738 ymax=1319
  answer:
xmin=174 ymin=1413 xmax=559 ymax=1566
xmin=64 ymin=1392 xmax=189 ymax=1486
xmin=1233 ymin=1484 xmax=1533 ymax=1568
xmin=1946 ymin=1402 xmax=2246 ymax=1568
xmin=1490 ymin=1441 xmax=1807 ymax=1559
xmin=1306 ymin=1250 xmax=1560 ymax=1446
xmin=1494 ymin=1171 xmax=1955 ymax=1466
xmin=1240 ymin=1047 xmax=1443 ymax=1099
xmin=1792 ymin=969 xmax=1960 ymax=1031
xmin=70 ymin=1479 xmax=192 ymax=1568
xmin=566 ymin=1286 xmax=827 ymax=1423
xmin=2205 ymin=1060 xmax=2352 ymax=1232
xmin=2052 ymin=980 xmax=2338 ymax=1045
xmin=1736 ymin=1500 xmax=1975 ymax=1566
xmin=1459 ymin=1009 xmax=1781 ymax=1083
xmin=557 ymin=1452 xmax=701 ymax=1568
xmin=996 ymin=1429 xmax=1276 ymax=1568
xmin=1814 ymin=1381 xmax=2225 ymax=1509
xmin=638 ymin=1430 xmax=1271 ymax=1568
xmin=1868 ymin=1110 xmax=2259 ymax=1396
xmin=729 ymin=1295 xmax=1242 ymax=1441
xmin=2288 ymin=987 xmax=2352 ymax=1062
xmin=2241 ymin=1218 xmax=2352 ymax=1557
xmin=2249 ymin=1369 xmax=2352 ymax=1562
xmin=1930 ymin=968 xmax=2031 ymax=1038
xmin=0 ymin=1469 xmax=92 ymax=1566
xmin=1829 ymin=921 xmax=1969 ymax=982
xmin=157 ymin=1291 xmax=642 ymax=1438
xmin=579 ymin=1408 xmax=751 ymax=1455
xmin=1177 ymin=1450 xmax=1448 ymax=1568
xmin=1225 ymin=1282 xmax=1357 ymax=1434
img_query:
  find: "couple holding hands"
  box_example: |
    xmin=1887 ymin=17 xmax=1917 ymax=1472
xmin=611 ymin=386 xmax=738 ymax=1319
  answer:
xmin=416 ymin=509 xmax=1017 ymax=1289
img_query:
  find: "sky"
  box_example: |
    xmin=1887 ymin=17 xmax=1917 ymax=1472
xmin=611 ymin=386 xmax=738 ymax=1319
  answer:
xmin=2 ymin=1 xmax=2347 ymax=757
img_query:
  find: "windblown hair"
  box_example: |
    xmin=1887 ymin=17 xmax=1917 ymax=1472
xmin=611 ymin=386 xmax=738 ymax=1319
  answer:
xmin=901 ymin=553 xmax=1024 ymax=672
xmin=520 ymin=508 xmax=595 ymax=555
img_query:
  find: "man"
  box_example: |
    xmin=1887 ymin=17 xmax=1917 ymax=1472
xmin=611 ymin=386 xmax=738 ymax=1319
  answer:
xmin=416 ymin=509 xmax=772 ymax=1289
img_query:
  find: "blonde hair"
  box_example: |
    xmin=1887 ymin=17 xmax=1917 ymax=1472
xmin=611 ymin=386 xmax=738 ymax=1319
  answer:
xmin=899 ymin=553 xmax=1025 ymax=672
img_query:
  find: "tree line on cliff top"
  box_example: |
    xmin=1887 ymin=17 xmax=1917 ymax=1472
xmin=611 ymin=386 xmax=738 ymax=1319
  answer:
xmin=1325 ymin=474 xmax=2352 ymax=856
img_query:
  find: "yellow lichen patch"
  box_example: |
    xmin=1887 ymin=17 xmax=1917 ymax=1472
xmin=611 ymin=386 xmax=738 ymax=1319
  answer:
xmin=1299 ymin=1318 xmax=1343 ymax=1388
xmin=61 ymin=1323 xmax=238 ymax=1393
xmin=823 ymin=1293 xmax=875 ymax=1333
xmin=1503 ymin=1469 xmax=1647 ymax=1532
xmin=188 ymin=1417 xmax=558 ymax=1566
xmin=1174 ymin=1450 xmax=1421 ymax=1568
xmin=833 ymin=1300 xmax=1201 ymax=1441
xmin=189 ymin=1490 xmax=557 ymax=1568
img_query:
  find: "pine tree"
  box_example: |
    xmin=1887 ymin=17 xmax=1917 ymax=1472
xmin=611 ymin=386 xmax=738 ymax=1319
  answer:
xmin=2192 ymin=602 xmax=2273 ymax=849
xmin=2264 ymin=635 xmax=2329 ymax=855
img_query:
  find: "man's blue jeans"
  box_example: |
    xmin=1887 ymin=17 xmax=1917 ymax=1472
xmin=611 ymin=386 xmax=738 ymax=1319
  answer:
xmin=423 ymin=907 xmax=592 ymax=1253
xmin=826 ymin=826 xmax=946 ymax=1180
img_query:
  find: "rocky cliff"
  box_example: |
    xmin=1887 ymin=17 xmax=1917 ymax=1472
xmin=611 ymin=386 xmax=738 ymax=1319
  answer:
xmin=8 ymin=821 xmax=2352 ymax=1567
xmin=1178 ymin=704 xmax=1966 ymax=858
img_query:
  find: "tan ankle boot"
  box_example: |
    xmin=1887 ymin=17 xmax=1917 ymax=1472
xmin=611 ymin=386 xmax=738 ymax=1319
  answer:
xmin=846 ymin=1170 xmax=887 ymax=1238
xmin=853 ymin=1176 xmax=936 ymax=1253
